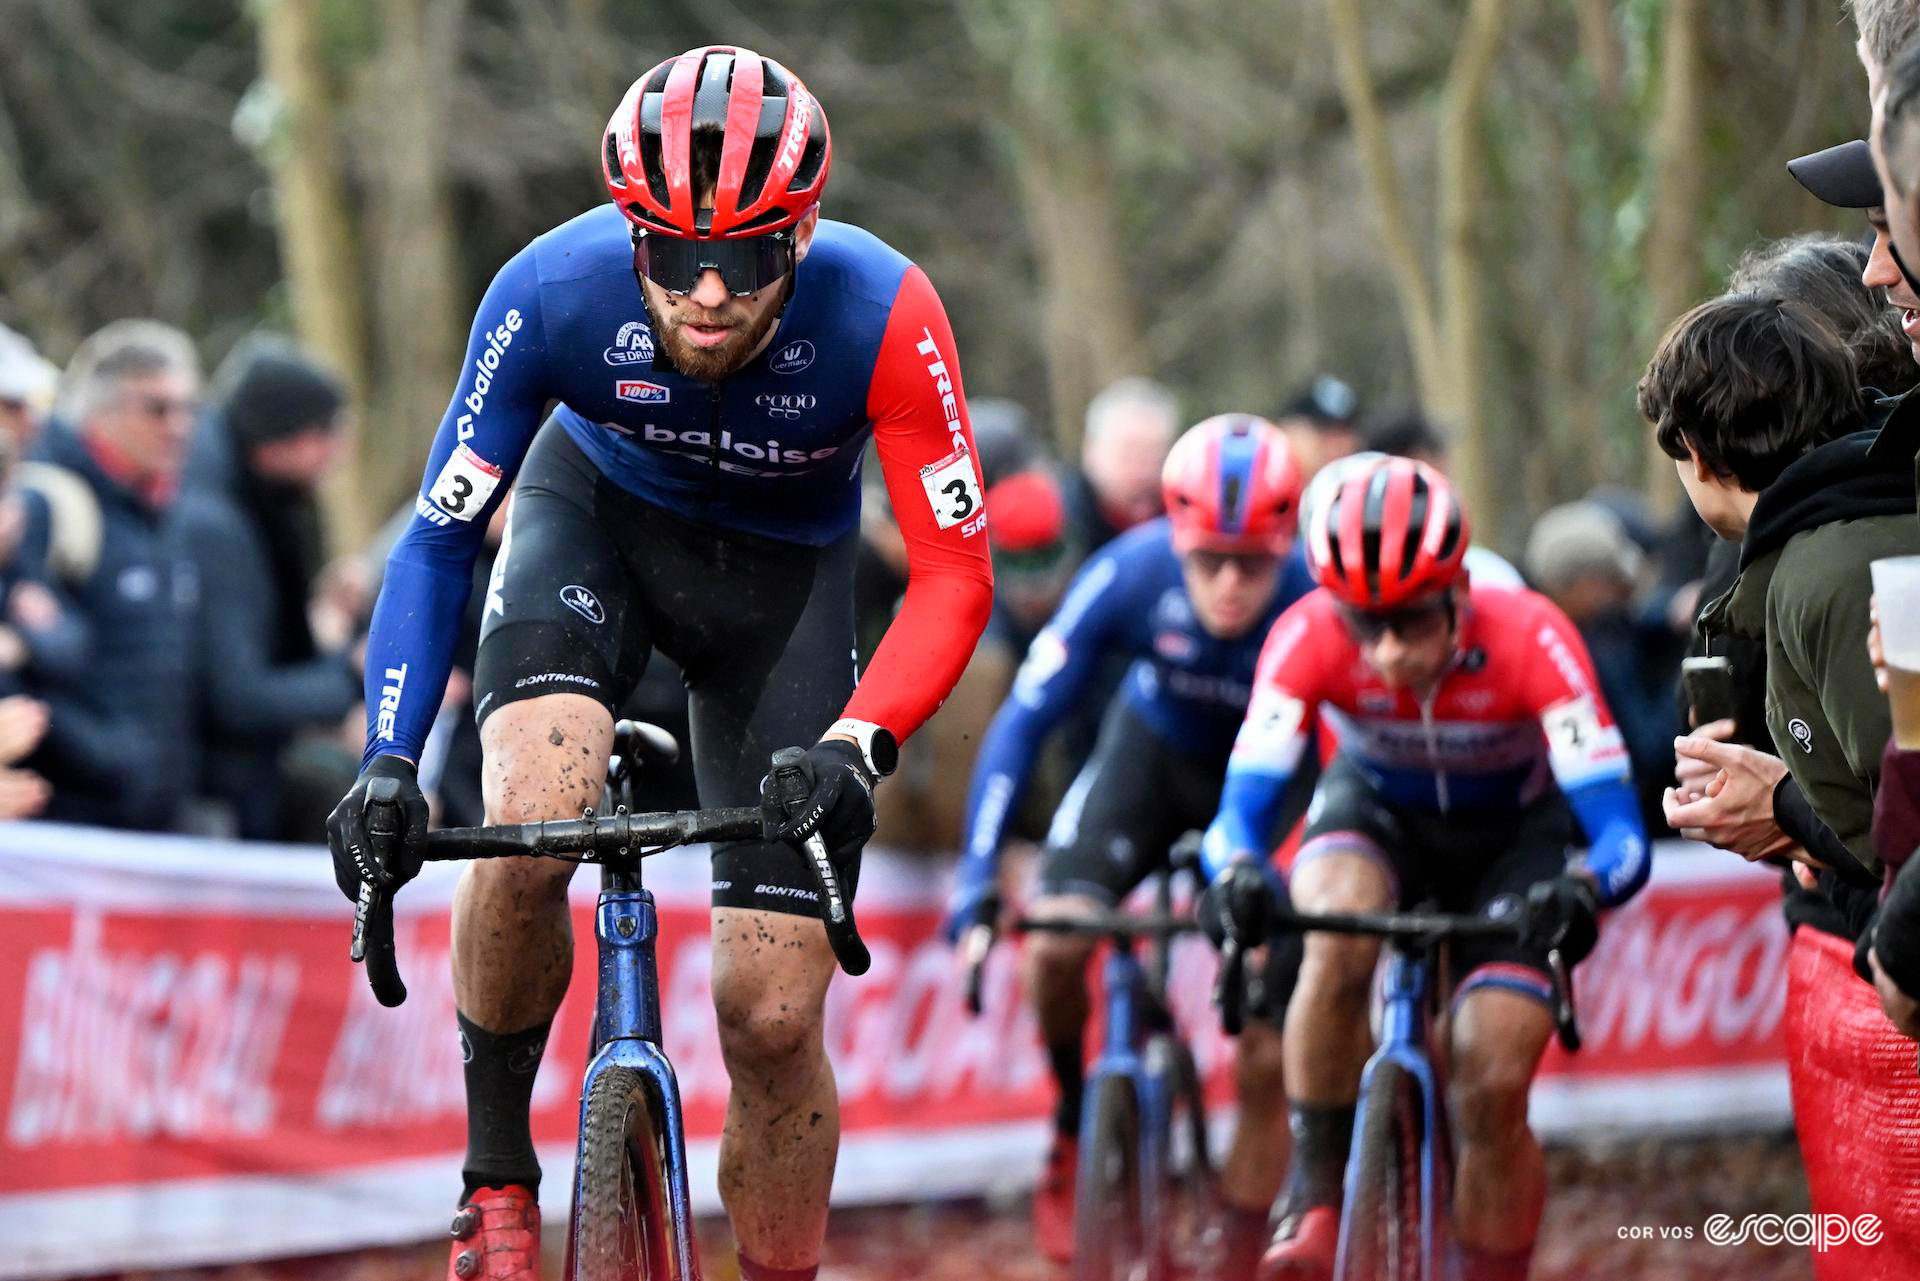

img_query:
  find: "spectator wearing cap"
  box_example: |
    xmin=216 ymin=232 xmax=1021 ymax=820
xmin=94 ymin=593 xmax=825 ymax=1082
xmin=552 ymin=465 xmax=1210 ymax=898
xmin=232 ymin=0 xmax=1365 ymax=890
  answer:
xmin=1275 ymin=374 xmax=1361 ymax=483
xmin=1525 ymin=501 xmax=1681 ymax=830
xmin=0 ymin=324 xmax=58 ymax=460
xmin=1063 ymin=377 xmax=1178 ymax=555
xmin=176 ymin=337 xmax=361 ymax=840
xmin=19 ymin=320 xmax=203 ymax=830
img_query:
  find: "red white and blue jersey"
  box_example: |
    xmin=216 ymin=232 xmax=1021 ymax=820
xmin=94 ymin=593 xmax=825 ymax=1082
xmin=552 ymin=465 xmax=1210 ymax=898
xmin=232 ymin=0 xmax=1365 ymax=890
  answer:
xmin=361 ymin=206 xmax=993 ymax=766
xmin=1205 ymin=582 xmax=1650 ymax=906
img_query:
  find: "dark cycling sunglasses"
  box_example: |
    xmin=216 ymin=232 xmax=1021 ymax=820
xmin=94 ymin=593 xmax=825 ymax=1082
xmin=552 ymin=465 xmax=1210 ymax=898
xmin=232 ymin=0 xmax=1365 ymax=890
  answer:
xmin=1337 ymin=598 xmax=1454 ymax=644
xmin=632 ymin=228 xmax=795 ymax=298
xmin=1185 ymin=549 xmax=1279 ymax=579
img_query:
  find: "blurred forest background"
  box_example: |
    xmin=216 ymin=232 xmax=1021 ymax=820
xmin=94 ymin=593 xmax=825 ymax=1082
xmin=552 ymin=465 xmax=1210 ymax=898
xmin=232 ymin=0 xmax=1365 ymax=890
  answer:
xmin=0 ymin=0 xmax=1881 ymax=549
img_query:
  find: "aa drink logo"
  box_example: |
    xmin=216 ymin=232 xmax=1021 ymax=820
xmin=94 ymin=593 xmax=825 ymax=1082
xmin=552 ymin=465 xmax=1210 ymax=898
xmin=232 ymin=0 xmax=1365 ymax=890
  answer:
xmin=616 ymin=380 xmax=670 ymax=404
xmin=604 ymin=321 xmax=655 ymax=366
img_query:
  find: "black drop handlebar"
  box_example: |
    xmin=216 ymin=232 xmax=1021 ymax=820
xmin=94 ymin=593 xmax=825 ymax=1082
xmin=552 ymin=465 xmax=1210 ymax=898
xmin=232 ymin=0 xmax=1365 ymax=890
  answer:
xmin=347 ymin=736 xmax=873 ymax=1006
xmin=1214 ymin=904 xmax=1582 ymax=1051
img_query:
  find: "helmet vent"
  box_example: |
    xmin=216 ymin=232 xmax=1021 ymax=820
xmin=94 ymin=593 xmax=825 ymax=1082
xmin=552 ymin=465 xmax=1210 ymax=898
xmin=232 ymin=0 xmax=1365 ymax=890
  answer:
xmin=604 ymin=132 xmax=625 ymax=187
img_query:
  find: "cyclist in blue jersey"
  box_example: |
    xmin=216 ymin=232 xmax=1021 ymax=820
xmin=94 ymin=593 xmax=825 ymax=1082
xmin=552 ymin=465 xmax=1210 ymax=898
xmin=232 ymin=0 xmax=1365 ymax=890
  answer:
xmin=1201 ymin=458 xmax=1649 ymax=1281
xmin=946 ymin=415 xmax=1313 ymax=1273
xmin=323 ymin=47 xmax=993 ymax=1281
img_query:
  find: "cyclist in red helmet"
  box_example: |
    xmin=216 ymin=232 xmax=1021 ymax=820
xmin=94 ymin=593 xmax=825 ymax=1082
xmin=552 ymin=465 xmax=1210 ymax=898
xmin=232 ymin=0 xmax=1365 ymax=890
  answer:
xmin=1200 ymin=456 xmax=1649 ymax=1281
xmin=327 ymin=46 xmax=993 ymax=1281
xmin=948 ymin=415 xmax=1316 ymax=1273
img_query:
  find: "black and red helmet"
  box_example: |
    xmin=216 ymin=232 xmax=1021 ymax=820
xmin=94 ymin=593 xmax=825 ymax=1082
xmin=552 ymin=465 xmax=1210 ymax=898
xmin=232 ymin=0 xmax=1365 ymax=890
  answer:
xmin=1308 ymin=456 xmax=1468 ymax=609
xmin=603 ymin=46 xmax=831 ymax=239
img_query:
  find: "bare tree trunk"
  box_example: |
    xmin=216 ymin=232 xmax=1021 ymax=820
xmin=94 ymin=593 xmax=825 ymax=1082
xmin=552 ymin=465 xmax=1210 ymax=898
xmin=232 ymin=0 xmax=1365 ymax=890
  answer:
xmin=1576 ymin=0 xmax=1623 ymax=107
xmin=1643 ymin=0 xmax=1706 ymax=503
xmin=1322 ymin=0 xmax=1444 ymax=409
xmin=360 ymin=0 xmax=469 ymax=542
xmin=253 ymin=0 xmax=371 ymax=544
xmin=1009 ymin=126 xmax=1148 ymax=456
xmin=1434 ymin=0 xmax=1509 ymax=539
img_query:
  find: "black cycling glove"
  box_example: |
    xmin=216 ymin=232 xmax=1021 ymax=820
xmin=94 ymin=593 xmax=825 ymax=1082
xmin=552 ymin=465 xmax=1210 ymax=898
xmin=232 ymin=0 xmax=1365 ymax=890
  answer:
xmin=765 ymin=739 xmax=877 ymax=871
xmin=1523 ymin=875 xmax=1602 ymax=966
xmin=326 ymin=755 xmax=430 ymax=902
xmin=1198 ymin=861 xmax=1281 ymax=951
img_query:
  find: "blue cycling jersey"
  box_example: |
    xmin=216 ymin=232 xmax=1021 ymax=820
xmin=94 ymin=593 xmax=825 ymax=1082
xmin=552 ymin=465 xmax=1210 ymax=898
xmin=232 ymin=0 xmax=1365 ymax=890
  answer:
xmin=362 ymin=206 xmax=993 ymax=766
xmin=956 ymin=521 xmax=1316 ymax=874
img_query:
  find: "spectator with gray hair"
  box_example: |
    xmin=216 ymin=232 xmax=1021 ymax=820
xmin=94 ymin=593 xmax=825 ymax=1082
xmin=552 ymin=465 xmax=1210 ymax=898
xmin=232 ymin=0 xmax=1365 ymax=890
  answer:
xmin=17 ymin=319 xmax=204 ymax=830
xmin=1525 ymin=501 xmax=1681 ymax=828
xmin=1064 ymin=375 xmax=1179 ymax=554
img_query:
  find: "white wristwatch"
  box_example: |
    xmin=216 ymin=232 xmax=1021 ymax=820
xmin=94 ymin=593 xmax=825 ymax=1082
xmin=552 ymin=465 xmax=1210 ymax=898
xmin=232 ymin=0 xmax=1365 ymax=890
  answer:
xmin=828 ymin=718 xmax=899 ymax=779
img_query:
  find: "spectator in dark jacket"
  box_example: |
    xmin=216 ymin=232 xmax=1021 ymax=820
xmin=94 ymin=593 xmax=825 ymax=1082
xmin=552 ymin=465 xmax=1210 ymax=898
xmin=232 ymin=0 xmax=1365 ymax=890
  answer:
xmin=19 ymin=320 xmax=203 ymax=830
xmin=176 ymin=338 xmax=360 ymax=839
xmin=1525 ymin=500 xmax=1682 ymax=830
xmin=1642 ymin=297 xmax=1916 ymax=882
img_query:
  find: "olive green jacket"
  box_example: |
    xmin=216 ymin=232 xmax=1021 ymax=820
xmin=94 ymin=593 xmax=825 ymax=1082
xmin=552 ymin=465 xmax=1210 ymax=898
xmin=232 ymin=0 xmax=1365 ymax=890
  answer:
xmin=1697 ymin=432 xmax=1920 ymax=879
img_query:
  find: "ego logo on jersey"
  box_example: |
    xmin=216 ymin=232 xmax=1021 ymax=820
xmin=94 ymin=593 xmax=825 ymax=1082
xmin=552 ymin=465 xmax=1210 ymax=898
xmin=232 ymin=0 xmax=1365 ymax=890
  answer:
xmin=756 ymin=392 xmax=818 ymax=419
xmin=769 ymin=339 xmax=815 ymax=375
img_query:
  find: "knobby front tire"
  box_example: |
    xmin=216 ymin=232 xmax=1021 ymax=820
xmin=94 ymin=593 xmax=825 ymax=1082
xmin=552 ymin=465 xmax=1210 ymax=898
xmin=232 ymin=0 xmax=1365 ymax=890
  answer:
xmin=1073 ymin=1074 xmax=1147 ymax=1281
xmin=574 ymin=1066 xmax=682 ymax=1281
xmin=1340 ymin=1060 xmax=1424 ymax=1281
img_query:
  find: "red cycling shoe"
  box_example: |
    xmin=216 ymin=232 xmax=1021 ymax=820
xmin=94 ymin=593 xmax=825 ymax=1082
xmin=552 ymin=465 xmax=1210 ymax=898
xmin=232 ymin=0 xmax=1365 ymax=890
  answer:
xmin=1032 ymin=1136 xmax=1079 ymax=1265
xmin=447 ymin=1185 xmax=542 ymax=1281
xmin=1258 ymin=1205 xmax=1338 ymax=1281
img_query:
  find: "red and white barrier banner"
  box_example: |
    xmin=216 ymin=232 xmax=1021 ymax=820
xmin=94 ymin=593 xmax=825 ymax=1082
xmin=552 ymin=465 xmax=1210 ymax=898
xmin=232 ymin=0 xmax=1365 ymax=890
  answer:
xmin=0 ymin=827 xmax=1787 ymax=1276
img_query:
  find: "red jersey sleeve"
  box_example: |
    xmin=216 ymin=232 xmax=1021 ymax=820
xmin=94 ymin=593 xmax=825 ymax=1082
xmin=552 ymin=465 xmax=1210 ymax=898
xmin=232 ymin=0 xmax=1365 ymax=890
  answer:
xmin=843 ymin=264 xmax=995 ymax=740
xmin=1512 ymin=590 xmax=1631 ymax=789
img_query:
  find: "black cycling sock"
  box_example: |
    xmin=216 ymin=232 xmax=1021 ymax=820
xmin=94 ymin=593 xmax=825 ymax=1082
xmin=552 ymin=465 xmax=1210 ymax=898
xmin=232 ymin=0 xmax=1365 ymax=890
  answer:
xmin=1049 ymin=1039 xmax=1085 ymax=1138
xmin=458 ymin=1010 xmax=551 ymax=1199
xmin=1284 ymin=1102 xmax=1356 ymax=1213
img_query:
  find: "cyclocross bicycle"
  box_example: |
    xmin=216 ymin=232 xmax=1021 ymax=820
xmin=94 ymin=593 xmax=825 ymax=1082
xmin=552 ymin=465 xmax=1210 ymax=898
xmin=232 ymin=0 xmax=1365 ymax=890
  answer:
xmin=347 ymin=721 xmax=870 ymax=1281
xmin=963 ymin=833 xmax=1221 ymax=1281
xmin=1216 ymin=900 xmax=1580 ymax=1281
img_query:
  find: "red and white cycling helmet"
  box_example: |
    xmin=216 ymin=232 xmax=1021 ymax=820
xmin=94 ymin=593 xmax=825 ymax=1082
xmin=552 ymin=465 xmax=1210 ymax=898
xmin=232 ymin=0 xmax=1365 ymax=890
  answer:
xmin=1160 ymin=414 xmax=1304 ymax=555
xmin=603 ymin=46 xmax=831 ymax=239
xmin=1308 ymin=455 xmax=1468 ymax=609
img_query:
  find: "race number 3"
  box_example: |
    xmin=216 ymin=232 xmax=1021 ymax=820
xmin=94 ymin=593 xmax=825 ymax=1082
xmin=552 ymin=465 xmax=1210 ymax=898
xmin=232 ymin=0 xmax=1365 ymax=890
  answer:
xmin=427 ymin=444 xmax=503 ymax=522
xmin=919 ymin=445 xmax=983 ymax=530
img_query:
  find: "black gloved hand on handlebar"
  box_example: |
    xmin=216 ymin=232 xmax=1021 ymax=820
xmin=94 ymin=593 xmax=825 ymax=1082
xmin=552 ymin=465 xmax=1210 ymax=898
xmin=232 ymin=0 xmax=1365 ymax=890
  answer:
xmin=326 ymin=755 xmax=429 ymax=901
xmin=1523 ymin=875 xmax=1601 ymax=966
xmin=763 ymin=739 xmax=877 ymax=869
xmin=1198 ymin=861 xmax=1281 ymax=951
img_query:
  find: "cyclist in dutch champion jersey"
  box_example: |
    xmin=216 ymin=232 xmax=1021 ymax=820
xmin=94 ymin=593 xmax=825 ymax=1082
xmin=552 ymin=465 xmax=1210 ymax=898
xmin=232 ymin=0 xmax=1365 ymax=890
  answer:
xmin=947 ymin=415 xmax=1317 ymax=1273
xmin=324 ymin=46 xmax=993 ymax=1281
xmin=1200 ymin=456 xmax=1649 ymax=1281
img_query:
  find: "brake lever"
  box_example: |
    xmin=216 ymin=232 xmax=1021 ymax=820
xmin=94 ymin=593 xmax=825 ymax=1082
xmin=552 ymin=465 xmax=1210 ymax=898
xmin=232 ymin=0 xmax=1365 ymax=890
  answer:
xmin=356 ymin=778 xmax=409 ymax=1007
xmin=768 ymin=747 xmax=872 ymax=977
xmin=1214 ymin=936 xmax=1248 ymax=1036
xmin=962 ymin=914 xmax=998 ymax=1017
xmin=1548 ymin=947 xmax=1580 ymax=1053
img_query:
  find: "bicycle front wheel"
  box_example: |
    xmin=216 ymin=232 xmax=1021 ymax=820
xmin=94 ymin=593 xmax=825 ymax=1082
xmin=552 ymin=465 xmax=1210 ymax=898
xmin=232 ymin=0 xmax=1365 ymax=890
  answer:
xmin=1338 ymin=1059 xmax=1425 ymax=1281
xmin=1073 ymin=1074 xmax=1148 ymax=1281
xmin=573 ymin=1065 xmax=682 ymax=1281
